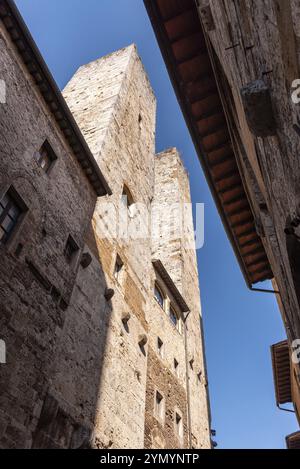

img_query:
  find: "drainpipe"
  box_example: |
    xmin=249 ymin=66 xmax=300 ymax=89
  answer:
xmin=278 ymin=405 xmax=295 ymax=414
xmin=250 ymin=287 xmax=280 ymax=294
xmin=183 ymin=311 xmax=193 ymax=449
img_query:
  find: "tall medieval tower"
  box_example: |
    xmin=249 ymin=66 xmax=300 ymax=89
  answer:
xmin=0 ymin=9 xmax=211 ymax=446
xmin=61 ymin=45 xmax=211 ymax=449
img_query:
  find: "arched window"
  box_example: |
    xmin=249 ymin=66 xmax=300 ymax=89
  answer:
xmin=154 ymin=283 xmax=164 ymax=309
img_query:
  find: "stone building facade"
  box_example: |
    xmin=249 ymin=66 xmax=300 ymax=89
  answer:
xmin=0 ymin=0 xmax=211 ymax=449
xmin=145 ymin=0 xmax=300 ymax=445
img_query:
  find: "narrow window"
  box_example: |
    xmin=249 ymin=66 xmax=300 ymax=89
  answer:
xmin=170 ymin=305 xmax=178 ymax=328
xmin=175 ymin=412 xmax=183 ymax=442
xmin=64 ymin=235 xmax=79 ymax=264
xmin=0 ymin=187 xmax=25 ymax=245
xmin=157 ymin=337 xmax=164 ymax=358
xmin=114 ymin=254 xmax=124 ymax=283
xmin=174 ymin=359 xmax=179 ymax=377
xmin=155 ymin=391 xmax=164 ymax=422
xmin=35 ymin=140 xmax=57 ymax=173
xmin=189 ymin=358 xmax=194 ymax=371
xmin=154 ymin=283 xmax=164 ymax=309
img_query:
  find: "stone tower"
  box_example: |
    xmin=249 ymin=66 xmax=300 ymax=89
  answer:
xmin=0 ymin=0 xmax=211 ymax=446
xmin=61 ymin=45 xmax=211 ymax=449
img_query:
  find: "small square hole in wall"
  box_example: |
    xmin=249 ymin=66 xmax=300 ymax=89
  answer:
xmin=174 ymin=359 xmax=179 ymax=377
xmin=157 ymin=337 xmax=164 ymax=358
xmin=175 ymin=412 xmax=183 ymax=443
xmin=138 ymin=335 xmax=147 ymax=357
xmin=155 ymin=391 xmax=164 ymax=423
xmin=64 ymin=235 xmax=79 ymax=264
xmin=35 ymin=140 xmax=57 ymax=174
xmin=114 ymin=254 xmax=124 ymax=284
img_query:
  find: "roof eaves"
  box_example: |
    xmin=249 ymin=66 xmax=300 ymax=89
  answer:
xmin=1 ymin=0 xmax=111 ymax=197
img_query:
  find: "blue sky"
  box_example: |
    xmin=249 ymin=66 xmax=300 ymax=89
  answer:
xmin=15 ymin=0 xmax=297 ymax=449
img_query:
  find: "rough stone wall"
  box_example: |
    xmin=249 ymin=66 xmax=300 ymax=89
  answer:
xmin=62 ymin=49 xmax=211 ymax=449
xmin=151 ymin=149 xmax=211 ymax=449
xmin=144 ymin=266 xmax=189 ymax=449
xmin=0 ymin=20 xmax=96 ymax=448
xmin=196 ymin=0 xmax=300 ymax=342
xmin=61 ymin=45 xmax=156 ymax=449
xmin=144 ymin=347 xmax=189 ymax=449
xmin=63 ymin=45 xmax=156 ymax=291
xmin=0 ymin=21 xmax=211 ymax=448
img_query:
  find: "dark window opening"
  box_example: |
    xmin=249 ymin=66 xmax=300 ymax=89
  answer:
xmin=64 ymin=235 xmax=79 ymax=264
xmin=0 ymin=187 xmax=25 ymax=245
xmin=35 ymin=140 xmax=57 ymax=173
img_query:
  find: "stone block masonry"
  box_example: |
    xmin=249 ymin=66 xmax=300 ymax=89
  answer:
xmin=0 ymin=4 xmax=211 ymax=448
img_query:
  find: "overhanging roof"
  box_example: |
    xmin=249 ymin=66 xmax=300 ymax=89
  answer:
xmin=0 ymin=0 xmax=111 ymax=197
xmin=286 ymin=432 xmax=300 ymax=450
xmin=145 ymin=0 xmax=273 ymax=287
xmin=152 ymin=259 xmax=189 ymax=313
xmin=271 ymin=340 xmax=292 ymax=406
